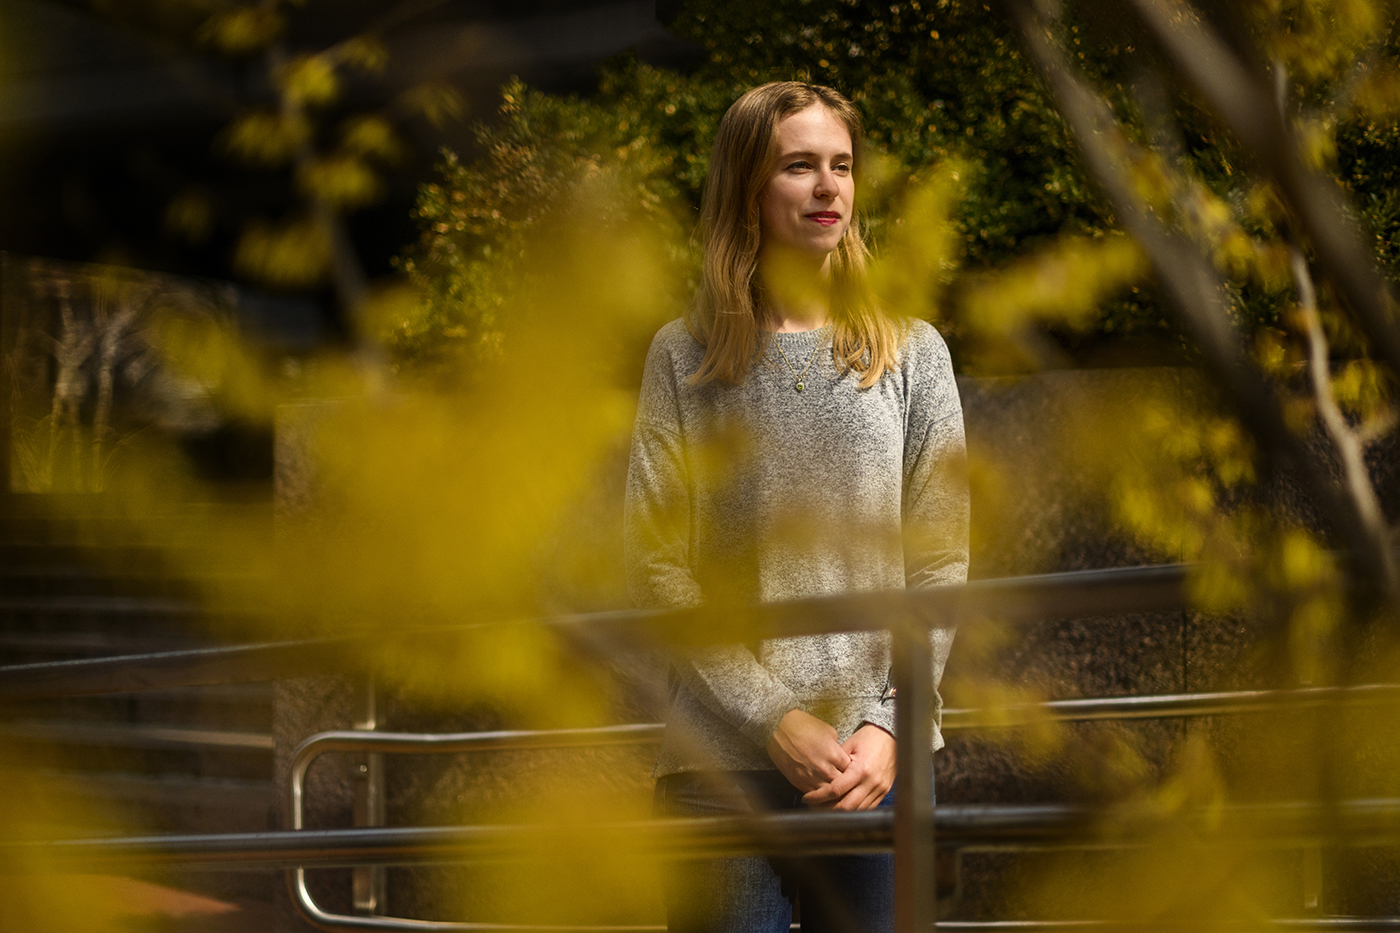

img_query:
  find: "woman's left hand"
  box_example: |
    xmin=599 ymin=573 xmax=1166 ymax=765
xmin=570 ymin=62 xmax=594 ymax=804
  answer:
xmin=801 ymin=724 xmax=896 ymax=811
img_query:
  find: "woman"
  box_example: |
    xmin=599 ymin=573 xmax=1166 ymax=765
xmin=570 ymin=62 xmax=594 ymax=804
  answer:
xmin=624 ymin=81 xmax=968 ymax=933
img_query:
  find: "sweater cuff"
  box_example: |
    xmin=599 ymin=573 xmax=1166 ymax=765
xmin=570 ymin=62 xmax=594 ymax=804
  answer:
xmin=738 ymin=688 xmax=802 ymax=748
xmin=860 ymin=694 xmax=897 ymax=738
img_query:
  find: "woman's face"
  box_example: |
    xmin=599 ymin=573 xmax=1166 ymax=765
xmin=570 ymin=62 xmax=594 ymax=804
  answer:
xmin=758 ymin=103 xmax=855 ymax=261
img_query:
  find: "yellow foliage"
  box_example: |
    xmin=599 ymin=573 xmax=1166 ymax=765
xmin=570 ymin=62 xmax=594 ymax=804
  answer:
xmin=338 ymin=35 xmax=389 ymax=74
xmin=400 ymin=82 xmax=468 ymax=127
xmin=1331 ymin=358 xmax=1391 ymax=420
xmin=1181 ymin=185 xmax=1291 ymax=290
xmin=1254 ymin=323 xmax=1293 ymax=375
xmin=1129 ymin=150 xmax=1175 ymax=213
xmin=197 ymin=5 xmax=283 ymax=54
xmin=279 ymin=54 xmax=340 ymax=108
xmin=1244 ymin=182 xmax=1287 ymax=231
xmin=297 ymin=154 xmax=383 ymax=208
xmin=943 ymin=672 xmax=1065 ymax=761
xmin=1351 ymin=65 xmax=1400 ymax=119
xmin=1289 ymin=593 xmax=1342 ymax=683
xmin=1294 ymin=117 xmax=1337 ymax=171
xmin=0 ymin=753 xmax=137 ymax=933
xmin=220 ymin=110 xmax=309 ymax=166
xmin=869 ymin=162 xmax=963 ymax=320
xmin=340 ymin=114 xmax=404 ymax=162
xmin=1187 ymin=558 xmax=1252 ymax=612
xmin=148 ymin=312 xmax=276 ymax=422
xmin=233 ymin=215 xmax=331 ymax=286
xmin=962 ymin=233 xmax=1148 ymax=336
xmin=1273 ymin=529 xmax=1335 ymax=590
xmin=357 ymin=280 xmax=422 ymax=344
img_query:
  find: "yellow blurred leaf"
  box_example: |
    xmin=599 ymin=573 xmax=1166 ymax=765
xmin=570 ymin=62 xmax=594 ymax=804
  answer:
xmin=280 ymin=54 xmax=340 ymax=108
xmin=358 ymin=281 xmax=423 ymax=344
xmin=1294 ymin=116 xmax=1337 ymax=171
xmin=198 ymin=5 xmax=283 ymax=54
xmin=870 ymin=162 xmax=963 ymax=321
xmin=1332 ymin=358 xmax=1390 ymax=419
xmin=340 ymin=114 xmax=404 ymax=162
xmin=963 ymin=233 xmax=1148 ymax=335
xmin=400 ymin=82 xmax=466 ymax=127
xmin=297 ymin=154 xmax=383 ymax=208
xmin=220 ymin=110 xmax=309 ymax=166
xmin=233 ymin=215 xmax=331 ymax=287
xmin=339 ymin=35 xmax=389 ymax=74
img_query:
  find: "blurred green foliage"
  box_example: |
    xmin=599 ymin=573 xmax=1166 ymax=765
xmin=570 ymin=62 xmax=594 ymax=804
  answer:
xmin=393 ymin=0 xmax=1400 ymax=375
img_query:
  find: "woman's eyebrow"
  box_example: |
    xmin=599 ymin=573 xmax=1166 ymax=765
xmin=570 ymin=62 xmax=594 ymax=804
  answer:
xmin=778 ymin=149 xmax=855 ymax=161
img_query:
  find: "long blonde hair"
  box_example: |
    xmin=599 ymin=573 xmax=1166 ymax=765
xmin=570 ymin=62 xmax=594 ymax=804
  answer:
xmin=687 ymin=81 xmax=906 ymax=388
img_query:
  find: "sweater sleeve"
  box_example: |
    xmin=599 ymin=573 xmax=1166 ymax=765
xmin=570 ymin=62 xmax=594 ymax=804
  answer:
xmin=623 ymin=329 xmax=800 ymax=747
xmin=860 ymin=322 xmax=969 ymax=741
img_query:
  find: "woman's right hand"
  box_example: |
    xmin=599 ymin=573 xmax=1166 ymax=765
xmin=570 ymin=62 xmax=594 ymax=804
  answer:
xmin=765 ymin=708 xmax=850 ymax=795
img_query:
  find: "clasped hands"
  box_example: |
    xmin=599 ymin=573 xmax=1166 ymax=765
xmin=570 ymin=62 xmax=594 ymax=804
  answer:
xmin=765 ymin=708 xmax=895 ymax=811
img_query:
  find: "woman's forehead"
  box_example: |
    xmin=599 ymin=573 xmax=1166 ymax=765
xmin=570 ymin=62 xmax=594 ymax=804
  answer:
xmin=774 ymin=105 xmax=853 ymax=154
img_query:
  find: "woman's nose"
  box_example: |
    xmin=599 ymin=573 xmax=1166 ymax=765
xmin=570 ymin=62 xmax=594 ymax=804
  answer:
xmin=813 ymin=169 xmax=837 ymax=199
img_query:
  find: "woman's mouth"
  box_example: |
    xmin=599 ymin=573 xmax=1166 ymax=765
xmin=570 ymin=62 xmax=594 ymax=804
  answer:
xmin=806 ymin=212 xmax=841 ymax=226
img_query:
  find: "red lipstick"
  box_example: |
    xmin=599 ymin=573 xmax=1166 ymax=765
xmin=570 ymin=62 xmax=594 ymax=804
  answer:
xmin=806 ymin=211 xmax=841 ymax=226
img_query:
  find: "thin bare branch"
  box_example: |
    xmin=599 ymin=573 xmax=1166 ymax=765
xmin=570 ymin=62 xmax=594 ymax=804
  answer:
xmin=1293 ymin=249 xmax=1397 ymax=592
xmin=1000 ymin=0 xmax=1399 ymax=604
xmin=1124 ymin=0 xmax=1400 ymax=388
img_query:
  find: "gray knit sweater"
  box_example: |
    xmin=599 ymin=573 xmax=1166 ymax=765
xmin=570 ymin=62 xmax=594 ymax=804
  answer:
xmin=624 ymin=318 xmax=968 ymax=777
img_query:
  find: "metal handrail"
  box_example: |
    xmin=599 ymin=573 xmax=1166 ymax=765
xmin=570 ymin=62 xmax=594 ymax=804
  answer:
xmin=283 ymin=679 xmax=1400 ymax=933
xmin=940 ymin=682 xmax=1400 ymax=728
xmin=0 ymin=563 xmax=1193 ymax=701
xmin=10 ymin=559 xmax=1394 ymax=932
xmin=11 ymin=799 xmax=1400 ymax=872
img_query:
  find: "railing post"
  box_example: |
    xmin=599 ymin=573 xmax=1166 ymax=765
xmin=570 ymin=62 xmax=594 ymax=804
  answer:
xmin=351 ymin=671 xmax=386 ymax=915
xmin=893 ymin=614 xmax=937 ymax=933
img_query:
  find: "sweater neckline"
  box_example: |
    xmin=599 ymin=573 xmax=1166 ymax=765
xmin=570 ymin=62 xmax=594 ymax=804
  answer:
xmin=766 ymin=324 xmax=833 ymax=352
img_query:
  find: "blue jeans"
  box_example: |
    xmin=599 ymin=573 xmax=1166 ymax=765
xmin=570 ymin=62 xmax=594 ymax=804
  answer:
xmin=654 ymin=769 xmax=926 ymax=933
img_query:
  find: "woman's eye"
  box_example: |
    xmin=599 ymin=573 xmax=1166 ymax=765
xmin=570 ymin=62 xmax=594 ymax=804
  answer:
xmin=787 ymin=161 xmax=812 ymax=171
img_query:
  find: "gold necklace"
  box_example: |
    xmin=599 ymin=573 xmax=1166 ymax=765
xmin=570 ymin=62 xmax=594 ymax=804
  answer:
xmin=771 ymin=330 xmax=826 ymax=393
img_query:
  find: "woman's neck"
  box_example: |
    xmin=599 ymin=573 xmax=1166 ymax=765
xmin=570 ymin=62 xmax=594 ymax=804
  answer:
xmin=759 ymin=248 xmax=833 ymax=333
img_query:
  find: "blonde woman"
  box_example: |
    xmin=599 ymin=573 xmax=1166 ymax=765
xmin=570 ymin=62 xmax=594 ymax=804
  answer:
xmin=625 ymin=81 xmax=968 ymax=933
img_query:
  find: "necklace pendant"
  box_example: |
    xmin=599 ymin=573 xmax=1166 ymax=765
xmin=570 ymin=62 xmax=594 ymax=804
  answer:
xmin=795 ymin=381 xmax=804 ymax=392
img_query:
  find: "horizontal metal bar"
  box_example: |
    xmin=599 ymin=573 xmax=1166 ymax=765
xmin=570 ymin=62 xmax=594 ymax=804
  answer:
xmin=2 ymin=810 xmax=896 ymax=872
xmin=0 ymin=720 xmax=273 ymax=751
xmin=940 ymin=682 xmax=1400 ymax=729
xmin=274 ymin=914 xmax=1400 ymax=933
xmin=0 ymin=563 xmax=1191 ymax=701
xmin=936 ymin=923 xmax=1400 ymax=931
xmin=8 ymin=798 xmax=1400 ymax=872
xmin=278 ymin=680 xmax=1400 ymax=765
xmin=292 ymin=723 xmax=663 ymax=760
xmin=0 ymin=636 xmax=365 ymax=700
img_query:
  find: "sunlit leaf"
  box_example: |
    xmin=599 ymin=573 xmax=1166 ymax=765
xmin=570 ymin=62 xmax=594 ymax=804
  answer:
xmin=340 ymin=114 xmax=405 ymax=162
xmin=297 ymin=154 xmax=383 ymax=208
xmin=219 ymin=109 xmax=309 ymax=166
xmin=198 ymin=5 xmax=284 ymax=54
xmin=279 ymin=54 xmax=340 ymax=108
xmin=233 ymin=215 xmax=331 ymax=286
xmin=400 ymin=82 xmax=467 ymax=127
xmin=339 ymin=34 xmax=389 ymax=74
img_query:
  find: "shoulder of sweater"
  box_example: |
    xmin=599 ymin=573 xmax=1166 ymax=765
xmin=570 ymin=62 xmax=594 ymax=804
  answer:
xmin=899 ymin=318 xmax=952 ymax=370
xmin=650 ymin=318 xmax=704 ymax=360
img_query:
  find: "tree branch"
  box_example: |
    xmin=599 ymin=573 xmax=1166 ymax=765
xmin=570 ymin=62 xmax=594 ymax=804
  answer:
xmin=1000 ymin=0 xmax=1399 ymax=605
xmin=1293 ymin=250 xmax=1397 ymax=590
xmin=1124 ymin=0 xmax=1400 ymax=389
